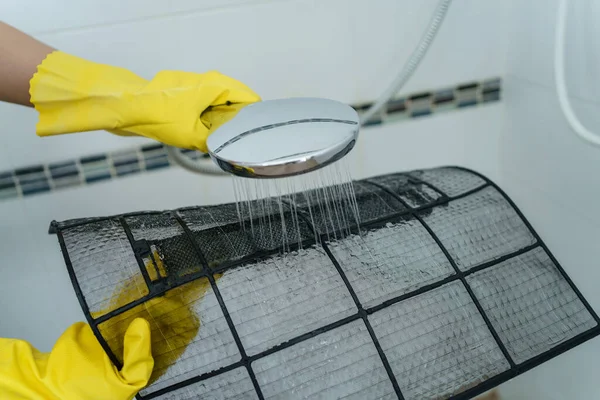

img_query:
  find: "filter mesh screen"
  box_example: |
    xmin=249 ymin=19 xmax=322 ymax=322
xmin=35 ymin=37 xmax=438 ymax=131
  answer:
xmin=368 ymin=281 xmax=510 ymax=400
xmin=52 ymin=166 xmax=599 ymax=400
xmin=328 ymin=217 xmax=453 ymax=308
xmin=253 ymin=320 xmax=396 ymax=400
xmin=62 ymin=220 xmax=149 ymax=318
xmin=466 ymin=247 xmax=597 ymax=365
xmin=216 ymin=247 xmax=357 ymax=356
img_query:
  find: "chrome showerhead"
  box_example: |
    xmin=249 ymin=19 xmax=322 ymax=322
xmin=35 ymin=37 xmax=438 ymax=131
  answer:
xmin=206 ymin=97 xmax=360 ymax=179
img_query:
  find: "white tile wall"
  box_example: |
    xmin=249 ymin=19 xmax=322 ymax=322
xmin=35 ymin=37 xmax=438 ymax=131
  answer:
xmin=0 ymin=0 xmax=275 ymax=34
xmin=501 ymin=78 xmax=600 ymax=220
xmin=353 ymin=102 xmax=504 ymax=182
xmin=497 ymin=2 xmax=600 ymax=397
xmin=350 ymin=0 xmax=513 ymax=102
xmin=503 ymin=0 xmax=600 ymax=238
xmin=506 ymin=0 xmax=600 ymax=103
xmin=0 ymin=0 xmax=513 ymax=170
xmin=500 ymin=78 xmax=600 ymax=314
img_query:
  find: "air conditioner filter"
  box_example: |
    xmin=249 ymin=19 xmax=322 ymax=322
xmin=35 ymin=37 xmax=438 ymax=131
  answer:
xmin=48 ymin=166 xmax=600 ymax=400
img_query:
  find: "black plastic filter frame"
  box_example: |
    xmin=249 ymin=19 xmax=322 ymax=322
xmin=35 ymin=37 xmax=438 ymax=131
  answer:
xmin=50 ymin=166 xmax=600 ymax=400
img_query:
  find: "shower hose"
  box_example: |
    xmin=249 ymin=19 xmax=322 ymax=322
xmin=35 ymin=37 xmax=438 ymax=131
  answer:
xmin=167 ymin=0 xmax=453 ymax=175
xmin=554 ymin=0 xmax=600 ymax=148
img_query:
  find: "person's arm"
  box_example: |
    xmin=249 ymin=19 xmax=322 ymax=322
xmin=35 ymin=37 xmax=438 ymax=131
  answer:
xmin=0 ymin=21 xmax=261 ymax=151
xmin=0 ymin=22 xmax=54 ymax=106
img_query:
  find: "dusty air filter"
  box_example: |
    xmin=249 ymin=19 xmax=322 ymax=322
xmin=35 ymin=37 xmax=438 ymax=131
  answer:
xmin=49 ymin=166 xmax=599 ymax=400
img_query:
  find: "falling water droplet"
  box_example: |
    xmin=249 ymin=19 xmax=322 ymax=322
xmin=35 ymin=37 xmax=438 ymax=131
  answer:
xmin=230 ymin=158 xmax=360 ymax=255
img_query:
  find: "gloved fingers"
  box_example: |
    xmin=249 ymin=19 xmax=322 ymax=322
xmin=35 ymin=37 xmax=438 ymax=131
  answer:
xmin=119 ymin=318 xmax=153 ymax=388
xmin=201 ymin=72 xmax=261 ymax=107
xmin=106 ymin=87 xmax=258 ymax=151
xmin=189 ymin=87 xmax=259 ymax=152
xmin=200 ymin=103 xmax=250 ymax=133
xmin=208 ymin=86 xmax=261 ymax=107
xmin=178 ymin=85 xmax=236 ymax=151
xmin=106 ymin=83 xmax=221 ymax=149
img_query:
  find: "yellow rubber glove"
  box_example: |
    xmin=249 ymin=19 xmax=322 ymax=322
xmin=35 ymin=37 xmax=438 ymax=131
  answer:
xmin=93 ymin=251 xmax=220 ymax=387
xmin=0 ymin=318 xmax=153 ymax=400
xmin=29 ymin=51 xmax=261 ymax=152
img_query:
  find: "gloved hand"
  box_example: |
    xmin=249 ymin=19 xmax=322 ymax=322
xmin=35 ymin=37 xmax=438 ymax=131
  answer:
xmin=0 ymin=318 xmax=153 ymax=400
xmin=29 ymin=51 xmax=261 ymax=152
xmin=94 ymin=251 xmax=221 ymax=386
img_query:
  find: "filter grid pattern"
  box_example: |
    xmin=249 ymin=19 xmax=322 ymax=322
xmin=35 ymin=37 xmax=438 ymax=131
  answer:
xmin=53 ymin=166 xmax=600 ymax=400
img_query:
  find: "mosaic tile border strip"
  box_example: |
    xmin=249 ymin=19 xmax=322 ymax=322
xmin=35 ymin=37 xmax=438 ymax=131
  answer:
xmin=0 ymin=77 xmax=501 ymax=201
xmin=353 ymin=77 xmax=501 ymax=126
xmin=0 ymin=146 xmax=205 ymax=200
